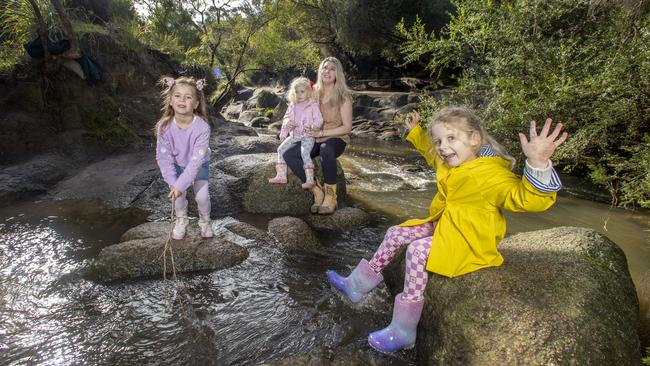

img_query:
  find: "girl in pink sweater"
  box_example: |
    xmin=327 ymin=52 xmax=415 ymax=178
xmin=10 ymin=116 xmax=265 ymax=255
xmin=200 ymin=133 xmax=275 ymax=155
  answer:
xmin=269 ymin=77 xmax=324 ymax=188
xmin=155 ymin=76 xmax=213 ymax=240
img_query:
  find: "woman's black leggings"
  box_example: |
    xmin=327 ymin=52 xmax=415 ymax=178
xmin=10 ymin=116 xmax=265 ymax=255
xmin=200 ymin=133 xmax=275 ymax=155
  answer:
xmin=282 ymin=138 xmax=347 ymax=184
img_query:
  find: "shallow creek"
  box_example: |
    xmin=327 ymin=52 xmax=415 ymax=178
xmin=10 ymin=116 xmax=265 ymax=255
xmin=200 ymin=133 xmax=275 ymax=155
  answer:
xmin=1 ymin=138 xmax=648 ymax=365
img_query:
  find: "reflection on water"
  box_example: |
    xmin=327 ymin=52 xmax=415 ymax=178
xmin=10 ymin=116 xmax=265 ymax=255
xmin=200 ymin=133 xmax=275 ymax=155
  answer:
xmin=0 ymin=200 xmax=413 ymax=365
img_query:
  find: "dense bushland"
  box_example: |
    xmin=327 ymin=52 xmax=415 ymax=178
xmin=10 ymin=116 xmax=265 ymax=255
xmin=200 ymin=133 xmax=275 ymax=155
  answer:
xmin=397 ymin=0 xmax=649 ymax=208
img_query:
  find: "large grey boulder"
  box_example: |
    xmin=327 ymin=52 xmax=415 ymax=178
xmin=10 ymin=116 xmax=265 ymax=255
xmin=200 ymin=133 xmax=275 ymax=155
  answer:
xmin=224 ymin=102 xmax=244 ymax=120
xmin=213 ymin=120 xmax=258 ymax=137
xmin=253 ymin=88 xmax=282 ymax=108
xmin=212 ymin=135 xmax=279 ymax=158
xmin=0 ymin=153 xmax=74 ymax=204
xmin=383 ymin=226 xmax=640 ymax=365
xmin=239 ymin=110 xmax=262 ymax=125
xmin=217 ymin=153 xmax=346 ymax=215
xmin=639 ymin=269 xmax=650 ymax=347
xmin=49 ymin=152 xmax=155 ymax=208
xmin=267 ymin=216 xmax=319 ymax=252
xmin=86 ymin=220 xmax=249 ymax=281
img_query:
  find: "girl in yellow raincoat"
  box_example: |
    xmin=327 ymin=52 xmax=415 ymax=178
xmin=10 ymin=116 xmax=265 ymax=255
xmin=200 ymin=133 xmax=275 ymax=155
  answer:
xmin=327 ymin=106 xmax=568 ymax=353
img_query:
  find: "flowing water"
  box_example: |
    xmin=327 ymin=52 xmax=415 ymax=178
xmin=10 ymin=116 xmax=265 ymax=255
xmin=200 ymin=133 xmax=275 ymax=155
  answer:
xmin=1 ymin=139 xmax=648 ymax=365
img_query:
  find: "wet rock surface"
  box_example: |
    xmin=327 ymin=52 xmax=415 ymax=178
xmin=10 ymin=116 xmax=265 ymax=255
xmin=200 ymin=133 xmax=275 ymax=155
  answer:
xmin=305 ymin=207 xmax=371 ymax=231
xmin=0 ymin=154 xmax=75 ymax=204
xmin=85 ymin=218 xmax=262 ymax=282
xmin=267 ymin=216 xmax=319 ymax=252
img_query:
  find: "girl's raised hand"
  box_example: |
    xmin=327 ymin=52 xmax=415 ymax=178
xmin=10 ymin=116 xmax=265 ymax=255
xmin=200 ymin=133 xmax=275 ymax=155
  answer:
xmin=519 ymin=118 xmax=568 ymax=169
xmin=404 ymin=110 xmax=420 ymax=131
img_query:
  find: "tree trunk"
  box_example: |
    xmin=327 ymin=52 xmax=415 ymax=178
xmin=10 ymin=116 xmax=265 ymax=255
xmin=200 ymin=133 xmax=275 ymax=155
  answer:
xmin=50 ymin=0 xmax=81 ymax=59
xmin=27 ymin=0 xmax=51 ymax=60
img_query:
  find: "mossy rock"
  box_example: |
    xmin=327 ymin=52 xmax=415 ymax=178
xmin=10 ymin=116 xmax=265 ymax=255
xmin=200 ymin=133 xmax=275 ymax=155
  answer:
xmin=256 ymin=89 xmax=281 ymax=109
xmin=383 ymin=227 xmax=640 ymax=365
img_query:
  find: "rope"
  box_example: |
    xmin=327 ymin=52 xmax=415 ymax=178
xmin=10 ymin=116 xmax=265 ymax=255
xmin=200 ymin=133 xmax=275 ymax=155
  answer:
xmin=157 ymin=197 xmax=218 ymax=346
xmin=161 ymin=196 xmax=179 ymax=281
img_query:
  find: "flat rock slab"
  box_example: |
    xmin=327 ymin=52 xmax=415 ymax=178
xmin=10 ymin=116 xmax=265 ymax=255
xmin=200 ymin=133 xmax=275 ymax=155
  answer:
xmin=50 ymin=152 xmax=156 ymax=208
xmin=86 ymin=221 xmax=249 ymax=282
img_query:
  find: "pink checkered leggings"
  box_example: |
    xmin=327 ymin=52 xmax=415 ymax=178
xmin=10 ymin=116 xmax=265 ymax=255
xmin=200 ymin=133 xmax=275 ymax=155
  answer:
xmin=369 ymin=222 xmax=435 ymax=301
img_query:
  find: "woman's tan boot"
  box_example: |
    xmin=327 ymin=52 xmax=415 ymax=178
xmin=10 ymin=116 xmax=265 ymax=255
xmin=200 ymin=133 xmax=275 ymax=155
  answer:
xmin=318 ymin=183 xmax=337 ymax=215
xmin=310 ymin=181 xmax=324 ymax=214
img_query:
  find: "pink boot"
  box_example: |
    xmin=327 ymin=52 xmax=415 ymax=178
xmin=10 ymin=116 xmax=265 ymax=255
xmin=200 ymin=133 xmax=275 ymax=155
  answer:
xmin=268 ymin=163 xmax=288 ymax=184
xmin=302 ymin=168 xmax=315 ymax=189
xmin=368 ymin=293 xmax=424 ymax=353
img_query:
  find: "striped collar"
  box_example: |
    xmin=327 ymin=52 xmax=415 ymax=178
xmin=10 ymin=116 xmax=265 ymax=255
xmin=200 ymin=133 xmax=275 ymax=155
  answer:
xmin=479 ymin=144 xmax=497 ymax=157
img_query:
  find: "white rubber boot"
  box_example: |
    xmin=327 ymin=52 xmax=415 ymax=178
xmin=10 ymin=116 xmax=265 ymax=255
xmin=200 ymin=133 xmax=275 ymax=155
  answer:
xmin=172 ymin=209 xmax=189 ymax=240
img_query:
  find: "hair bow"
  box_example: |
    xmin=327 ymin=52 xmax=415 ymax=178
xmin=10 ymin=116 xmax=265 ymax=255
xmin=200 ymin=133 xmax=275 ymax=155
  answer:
xmin=163 ymin=77 xmax=175 ymax=88
xmin=196 ymin=79 xmax=206 ymax=91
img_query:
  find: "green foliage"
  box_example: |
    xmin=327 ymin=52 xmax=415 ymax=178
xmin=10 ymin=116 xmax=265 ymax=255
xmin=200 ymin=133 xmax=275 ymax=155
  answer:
xmin=291 ymin=0 xmax=452 ymax=62
xmin=72 ymin=21 xmax=108 ymax=37
xmin=110 ymin=0 xmax=137 ymax=22
xmin=0 ymin=0 xmax=58 ymax=74
xmin=397 ymin=0 xmax=650 ymax=208
xmin=0 ymin=0 xmax=58 ymax=42
xmin=644 ymin=347 xmax=650 ymax=365
xmin=131 ymin=1 xmax=320 ymax=108
xmin=136 ymin=0 xmax=201 ymax=62
xmin=263 ymin=107 xmax=274 ymax=119
xmin=247 ymin=7 xmax=320 ymax=75
xmin=392 ymin=94 xmax=444 ymax=132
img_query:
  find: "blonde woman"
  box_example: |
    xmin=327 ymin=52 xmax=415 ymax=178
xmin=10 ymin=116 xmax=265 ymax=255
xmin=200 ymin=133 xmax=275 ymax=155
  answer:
xmin=282 ymin=57 xmax=353 ymax=215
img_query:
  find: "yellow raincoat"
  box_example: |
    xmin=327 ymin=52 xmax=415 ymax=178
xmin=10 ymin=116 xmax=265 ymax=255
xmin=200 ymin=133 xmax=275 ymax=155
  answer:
xmin=401 ymin=125 xmax=557 ymax=278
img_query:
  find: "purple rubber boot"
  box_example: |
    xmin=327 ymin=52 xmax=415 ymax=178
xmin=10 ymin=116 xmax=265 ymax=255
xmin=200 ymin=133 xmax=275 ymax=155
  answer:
xmin=326 ymin=259 xmax=383 ymax=303
xmin=368 ymin=292 xmax=424 ymax=353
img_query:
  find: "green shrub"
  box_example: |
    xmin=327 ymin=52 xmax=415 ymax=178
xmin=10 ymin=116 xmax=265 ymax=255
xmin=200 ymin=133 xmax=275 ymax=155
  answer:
xmin=397 ymin=0 xmax=650 ymax=208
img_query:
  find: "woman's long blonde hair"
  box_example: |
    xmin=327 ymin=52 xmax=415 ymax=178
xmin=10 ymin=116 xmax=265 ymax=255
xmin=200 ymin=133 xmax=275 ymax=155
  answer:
xmin=314 ymin=56 xmax=351 ymax=106
xmin=154 ymin=76 xmax=208 ymax=136
xmin=426 ymin=106 xmax=516 ymax=169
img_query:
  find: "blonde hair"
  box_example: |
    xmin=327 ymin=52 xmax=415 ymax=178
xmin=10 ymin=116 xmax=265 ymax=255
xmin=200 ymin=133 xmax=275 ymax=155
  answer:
xmin=314 ymin=56 xmax=352 ymax=106
xmin=426 ymin=106 xmax=516 ymax=169
xmin=286 ymin=77 xmax=315 ymax=104
xmin=154 ymin=76 xmax=208 ymax=136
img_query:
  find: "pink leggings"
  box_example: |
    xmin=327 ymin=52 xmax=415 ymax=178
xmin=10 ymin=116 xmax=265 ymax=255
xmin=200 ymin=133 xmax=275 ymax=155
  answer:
xmin=369 ymin=222 xmax=435 ymax=301
xmin=174 ymin=180 xmax=211 ymax=218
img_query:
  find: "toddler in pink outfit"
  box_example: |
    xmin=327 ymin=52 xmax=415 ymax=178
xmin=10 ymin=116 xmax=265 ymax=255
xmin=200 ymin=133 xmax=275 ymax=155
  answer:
xmin=269 ymin=77 xmax=323 ymax=188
